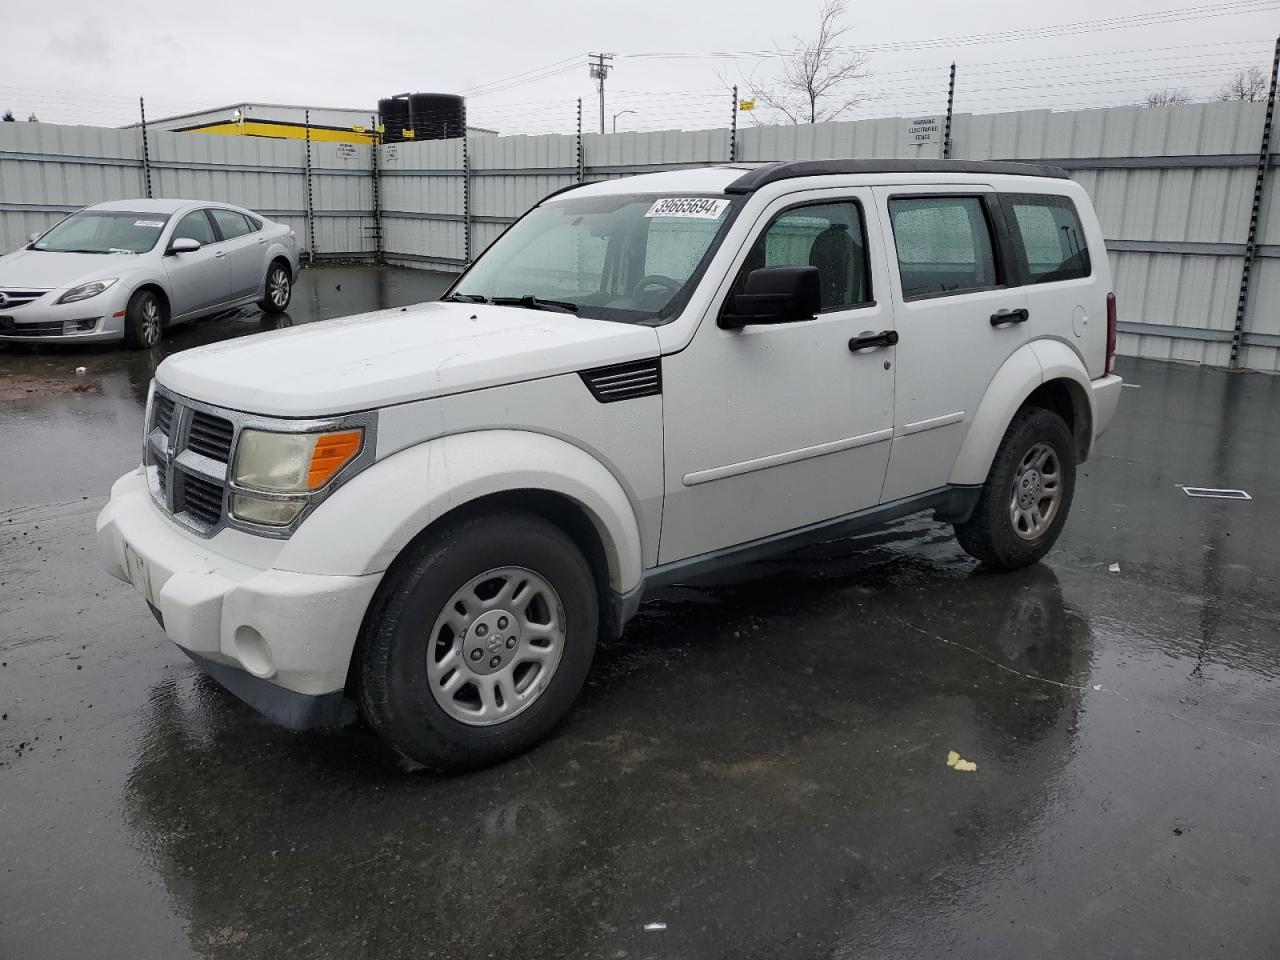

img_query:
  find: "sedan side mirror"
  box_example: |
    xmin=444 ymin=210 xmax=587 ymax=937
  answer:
xmin=28 ymin=232 xmax=40 ymax=243
xmin=719 ymin=266 xmax=821 ymax=330
xmin=168 ymin=237 xmax=201 ymax=255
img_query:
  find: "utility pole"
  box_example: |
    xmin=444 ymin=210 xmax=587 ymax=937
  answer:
xmin=589 ymin=53 xmax=613 ymax=135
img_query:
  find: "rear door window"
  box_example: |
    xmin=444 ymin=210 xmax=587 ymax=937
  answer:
xmin=1003 ymin=194 xmax=1091 ymax=283
xmin=888 ymin=196 xmax=998 ymax=299
xmin=210 ymin=209 xmax=253 ymax=241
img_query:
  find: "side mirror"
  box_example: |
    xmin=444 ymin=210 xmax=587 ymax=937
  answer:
xmin=719 ymin=265 xmax=821 ymax=330
xmin=28 ymin=232 xmax=40 ymax=243
xmin=168 ymin=237 xmax=201 ymax=255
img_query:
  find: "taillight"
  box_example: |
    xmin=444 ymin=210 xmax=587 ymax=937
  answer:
xmin=1105 ymin=292 xmax=1118 ymax=376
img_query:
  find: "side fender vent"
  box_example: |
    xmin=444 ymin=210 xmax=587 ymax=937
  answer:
xmin=580 ymin=359 xmax=662 ymax=403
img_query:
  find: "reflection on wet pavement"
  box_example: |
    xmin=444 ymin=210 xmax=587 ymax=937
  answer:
xmin=2 ymin=279 xmax=1279 ymax=960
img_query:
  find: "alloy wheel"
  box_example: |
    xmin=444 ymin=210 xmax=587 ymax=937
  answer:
xmin=426 ymin=566 xmax=566 ymax=726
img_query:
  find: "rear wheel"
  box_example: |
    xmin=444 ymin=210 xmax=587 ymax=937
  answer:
xmin=954 ymin=407 xmax=1076 ymax=570
xmin=357 ymin=510 xmax=598 ymax=771
xmin=259 ymin=261 xmax=292 ymax=314
xmin=122 ymin=289 xmax=163 ymax=349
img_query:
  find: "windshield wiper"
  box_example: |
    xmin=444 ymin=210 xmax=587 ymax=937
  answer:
xmin=491 ymin=295 xmax=579 ymax=314
xmin=441 ymin=293 xmax=490 ymax=303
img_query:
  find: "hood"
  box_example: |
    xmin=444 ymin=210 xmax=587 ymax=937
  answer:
xmin=157 ymin=300 xmax=661 ymax=416
xmin=0 ymin=248 xmax=144 ymax=289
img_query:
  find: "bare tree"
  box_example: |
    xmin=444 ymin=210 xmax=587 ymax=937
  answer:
xmin=1215 ymin=66 xmax=1269 ymax=102
xmin=1144 ymin=88 xmax=1193 ymax=108
xmin=740 ymin=0 xmax=872 ymax=124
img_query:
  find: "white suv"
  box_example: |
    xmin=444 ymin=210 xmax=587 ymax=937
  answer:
xmin=97 ymin=160 xmax=1122 ymax=770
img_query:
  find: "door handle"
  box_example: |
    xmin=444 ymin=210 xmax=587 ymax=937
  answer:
xmin=257 ymin=238 xmax=267 ymax=244
xmin=214 ymin=251 xmax=227 ymax=259
xmin=848 ymin=329 xmax=899 ymax=351
xmin=990 ymin=308 xmax=1029 ymax=327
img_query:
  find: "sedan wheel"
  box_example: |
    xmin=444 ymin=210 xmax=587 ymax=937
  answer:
xmin=122 ymin=290 xmax=163 ymax=350
xmin=260 ymin=263 xmax=292 ymax=314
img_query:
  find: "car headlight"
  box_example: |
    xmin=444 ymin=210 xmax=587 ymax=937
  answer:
xmin=233 ymin=428 xmax=364 ymax=494
xmin=57 ymin=278 xmax=118 ymax=304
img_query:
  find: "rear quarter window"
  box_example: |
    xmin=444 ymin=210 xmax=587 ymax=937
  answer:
xmin=1003 ymin=193 xmax=1091 ymax=284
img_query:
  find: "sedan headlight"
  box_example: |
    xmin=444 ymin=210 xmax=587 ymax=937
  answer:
xmin=233 ymin=429 xmax=364 ymax=494
xmin=57 ymin=278 xmax=118 ymax=304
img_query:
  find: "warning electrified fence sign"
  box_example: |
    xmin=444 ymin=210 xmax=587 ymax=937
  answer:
xmin=905 ymin=117 xmax=941 ymax=145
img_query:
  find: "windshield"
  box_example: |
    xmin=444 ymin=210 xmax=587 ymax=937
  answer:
xmin=450 ymin=193 xmax=739 ymax=323
xmin=34 ymin=211 xmax=172 ymax=254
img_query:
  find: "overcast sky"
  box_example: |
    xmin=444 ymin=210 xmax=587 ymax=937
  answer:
xmin=4 ymin=0 xmax=1276 ymax=134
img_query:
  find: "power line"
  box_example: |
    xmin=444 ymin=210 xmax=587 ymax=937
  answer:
xmin=625 ymin=0 xmax=1280 ymax=60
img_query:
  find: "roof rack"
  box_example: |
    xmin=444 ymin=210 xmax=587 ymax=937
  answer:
xmin=724 ymin=159 xmax=1069 ymax=194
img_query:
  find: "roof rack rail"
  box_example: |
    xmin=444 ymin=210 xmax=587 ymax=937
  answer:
xmin=724 ymin=159 xmax=1070 ymax=194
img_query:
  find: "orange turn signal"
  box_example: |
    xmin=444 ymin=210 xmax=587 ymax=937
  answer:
xmin=306 ymin=430 xmax=363 ymax=488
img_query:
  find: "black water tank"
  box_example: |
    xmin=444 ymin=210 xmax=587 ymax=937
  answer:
xmin=379 ymin=97 xmax=412 ymax=142
xmin=408 ymin=93 xmax=465 ymax=140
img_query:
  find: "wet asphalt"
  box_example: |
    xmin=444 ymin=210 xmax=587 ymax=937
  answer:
xmin=2 ymin=265 xmax=1279 ymax=959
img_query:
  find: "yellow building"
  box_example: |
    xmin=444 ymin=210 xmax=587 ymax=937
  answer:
xmin=132 ymin=102 xmax=496 ymax=144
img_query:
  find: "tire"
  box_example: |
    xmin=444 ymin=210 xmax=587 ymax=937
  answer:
xmin=122 ymin=288 xmax=163 ymax=349
xmin=259 ymin=261 xmax=292 ymax=314
xmin=954 ymin=406 xmax=1077 ymax=570
xmin=357 ymin=510 xmax=599 ymax=771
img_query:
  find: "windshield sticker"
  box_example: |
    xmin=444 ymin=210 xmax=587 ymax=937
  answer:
xmin=645 ymin=198 xmax=730 ymax=219
xmin=133 ymin=220 xmax=166 ymax=228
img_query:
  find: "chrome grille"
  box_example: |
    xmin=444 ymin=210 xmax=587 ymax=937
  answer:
xmin=0 ymin=289 xmax=50 ymax=310
xmin=153 ymin=394 xmax=175 ymax=435
xmin=179 ymin=472 xmax=225 ymax=526
xmin=146 ymin=386 xmax=231 ymax=536
xmin=187 ymin=411 xmax=234 ymax=463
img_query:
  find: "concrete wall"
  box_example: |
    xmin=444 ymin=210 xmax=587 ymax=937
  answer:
xmin=2 ymin=102 xmax=1277 ymax=368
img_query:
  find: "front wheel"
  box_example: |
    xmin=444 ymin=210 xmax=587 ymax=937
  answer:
xmin=122 ymin=289 xmax=163 ymax=349
xmin=357 ymin=510 xmax=599 ymax=771
xmin=954 ymin=407 xmax=1077 ymax=570
xmin=259 ymin=262 xmax=292 ymax=314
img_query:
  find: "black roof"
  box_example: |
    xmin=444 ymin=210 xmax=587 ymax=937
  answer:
xmin=724 ymin=159 xmax=1070 ymax=194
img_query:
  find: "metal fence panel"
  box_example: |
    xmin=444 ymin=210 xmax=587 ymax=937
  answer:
xmin=0 ymin=123 xmax=147 ymax=251
xmin=4 ymin=103 xmax=1279 ymax=371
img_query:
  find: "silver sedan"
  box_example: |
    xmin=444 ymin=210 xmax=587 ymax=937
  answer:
xmin=0 ymin=199 xmax=301 ymax=348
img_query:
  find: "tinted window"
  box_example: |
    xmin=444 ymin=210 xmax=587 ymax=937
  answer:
xmin=889 ymin=196 xmax=998 ymax=298
xmin=172 ymin=210 xmax=217 ymax=245
xmin=1004 ymin=194 xmax=1091 ymax=283
xmin=210 ymin=208 xmax=252 ymax=240
xmin=735 ymin=201 xmax=871 ymax=310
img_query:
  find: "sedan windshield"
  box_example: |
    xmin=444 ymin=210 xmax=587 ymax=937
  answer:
xmin=449 ymin=193 xmax=739 ymax=323
xmin=34 ymin=211 xmax=172 ymax=254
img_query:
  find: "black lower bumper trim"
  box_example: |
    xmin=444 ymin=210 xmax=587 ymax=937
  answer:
xmin=181 ymin=649 xmax=355 ymax=731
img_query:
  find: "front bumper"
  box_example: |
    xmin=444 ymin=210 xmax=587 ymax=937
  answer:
xmin=96 ymin=467 xmax=382 ymax=729
xmin=0 ymin=289 xmax=129 ymax=343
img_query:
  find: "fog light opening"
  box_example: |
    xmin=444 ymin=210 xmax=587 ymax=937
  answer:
xmin=233 ymin=625 xmax=275 ymax=678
